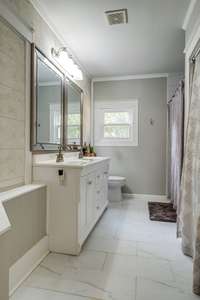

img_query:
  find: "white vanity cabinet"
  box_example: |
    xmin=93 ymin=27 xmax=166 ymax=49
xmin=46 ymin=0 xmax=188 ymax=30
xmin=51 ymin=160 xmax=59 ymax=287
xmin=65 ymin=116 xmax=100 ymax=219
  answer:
xmin=33 ymin=157 xmax=110 ymax=255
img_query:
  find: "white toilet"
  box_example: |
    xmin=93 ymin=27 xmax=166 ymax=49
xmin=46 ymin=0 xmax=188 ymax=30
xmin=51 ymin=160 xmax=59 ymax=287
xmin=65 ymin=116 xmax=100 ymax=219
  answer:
xmin=108 ymin=176 xmax=126 ymax=202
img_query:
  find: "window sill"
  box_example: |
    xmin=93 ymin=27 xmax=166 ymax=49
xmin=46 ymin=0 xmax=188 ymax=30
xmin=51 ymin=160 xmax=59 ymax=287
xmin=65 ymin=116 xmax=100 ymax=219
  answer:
xmin=95 ymin=141 xmax=138 ymax=147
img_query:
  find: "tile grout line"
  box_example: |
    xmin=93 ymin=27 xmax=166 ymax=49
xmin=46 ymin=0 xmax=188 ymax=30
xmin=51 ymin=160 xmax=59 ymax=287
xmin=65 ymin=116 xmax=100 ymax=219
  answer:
xmin=134 ymin=276 xmax=138 ymax=300
xmin=22 ymin=285 xmax=103 ymax=300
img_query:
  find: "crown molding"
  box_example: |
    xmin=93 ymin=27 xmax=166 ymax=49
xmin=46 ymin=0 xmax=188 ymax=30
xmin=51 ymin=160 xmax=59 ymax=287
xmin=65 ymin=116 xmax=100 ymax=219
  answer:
xmin=92 ymin=73 xmax=169 ymax=83
xmin=29 ymin=0 xmax=91 ymax=79
xmin=182 ymin=0 xmax=197 ymax=30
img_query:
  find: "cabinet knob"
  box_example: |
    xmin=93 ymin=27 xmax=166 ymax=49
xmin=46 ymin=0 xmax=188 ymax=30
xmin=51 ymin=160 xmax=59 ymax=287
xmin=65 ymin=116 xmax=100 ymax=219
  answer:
xmin=97 ymin=190 xmax=100 ymax=194
xmin=88 ymin=180 xmax=92 ymax=185
xmin=104 ymin=171 xmax=108 ymax=175
xmin=96 ymin=205 xmax=100 ymax=210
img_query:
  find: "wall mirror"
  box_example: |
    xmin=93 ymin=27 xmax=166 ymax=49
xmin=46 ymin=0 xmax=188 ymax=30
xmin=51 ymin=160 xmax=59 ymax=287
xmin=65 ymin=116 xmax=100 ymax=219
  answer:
xmin=31 ymin=44 xmax=83 ymax=152
xmin=65 ymin=80 xmax=83 ymax=148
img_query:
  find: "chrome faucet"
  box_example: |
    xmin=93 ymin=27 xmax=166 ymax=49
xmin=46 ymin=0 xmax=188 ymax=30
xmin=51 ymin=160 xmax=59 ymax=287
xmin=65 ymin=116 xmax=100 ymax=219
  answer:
xmin=56 ymin=145 xmax=64 ymax=162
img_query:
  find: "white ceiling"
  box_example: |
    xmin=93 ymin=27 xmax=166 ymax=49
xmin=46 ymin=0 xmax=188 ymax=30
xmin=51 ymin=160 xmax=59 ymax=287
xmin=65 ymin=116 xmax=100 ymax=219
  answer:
xmin=33 ymin=0 xmax=191 ymax=78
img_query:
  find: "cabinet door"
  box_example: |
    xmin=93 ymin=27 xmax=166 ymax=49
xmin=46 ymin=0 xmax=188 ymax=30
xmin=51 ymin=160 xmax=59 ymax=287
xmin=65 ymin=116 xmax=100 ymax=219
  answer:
xmin=102 ymin=167 xmax=109 ymax=206
xmin=95 ymin=165 xmax=109 ymax=214
xmin=95 ymin=172 xmax=102 ymax=212
xmin=86 ymin=173 xmax=95 ymax=226
xmin=79 ymin=177 xmax=87 ymax=231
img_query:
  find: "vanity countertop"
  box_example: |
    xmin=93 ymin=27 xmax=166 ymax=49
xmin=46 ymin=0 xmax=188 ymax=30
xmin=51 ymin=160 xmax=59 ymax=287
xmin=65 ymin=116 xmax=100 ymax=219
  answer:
xmin=33 ymin=156 xmax=110 ymax=168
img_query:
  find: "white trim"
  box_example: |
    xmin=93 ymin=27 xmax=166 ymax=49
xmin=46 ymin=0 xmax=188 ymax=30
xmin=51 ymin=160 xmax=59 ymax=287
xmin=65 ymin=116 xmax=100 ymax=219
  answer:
xmin=9 ymin=236 xmax=49 ymax=296
xmin=30 ymin=0 xmax=90 ymax=79
xmin=182 ymin=0 xmax=197 ymax=30
xmin=0 ymin=2 xmax=33 ymax=42
xmin=92 ymin=73 xmax=169 ymax=82
xmin=123 ymin=193 xmax=168 ymax=202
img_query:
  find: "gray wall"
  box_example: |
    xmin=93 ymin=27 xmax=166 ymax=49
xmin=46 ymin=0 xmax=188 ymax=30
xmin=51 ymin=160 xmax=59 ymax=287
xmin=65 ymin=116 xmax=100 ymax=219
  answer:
xmin=4 ymin=186 xmax=47 ymax=266
xmin=94 ymin=78 xmax=167 ymax=195
xmin=185 ymin=1 xmax=200 ymax=45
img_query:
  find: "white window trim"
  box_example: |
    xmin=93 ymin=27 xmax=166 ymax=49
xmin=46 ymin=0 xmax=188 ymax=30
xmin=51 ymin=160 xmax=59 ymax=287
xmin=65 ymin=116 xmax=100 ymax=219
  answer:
xmin=94 ymin=100 xmax=139 ymax=147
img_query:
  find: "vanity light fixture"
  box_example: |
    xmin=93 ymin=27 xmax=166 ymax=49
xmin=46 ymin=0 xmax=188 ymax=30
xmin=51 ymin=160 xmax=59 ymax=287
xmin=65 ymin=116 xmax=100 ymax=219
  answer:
xmin=51 ymin=47 xmax=83 ymax=80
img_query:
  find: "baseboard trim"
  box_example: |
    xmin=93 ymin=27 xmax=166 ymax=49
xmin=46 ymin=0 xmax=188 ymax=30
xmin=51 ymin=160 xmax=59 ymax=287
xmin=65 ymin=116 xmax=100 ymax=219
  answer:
xmin=9 ymin=235 xmax=49 ymax=296
xmin=122 ymin=193 xmax=168 ymax=202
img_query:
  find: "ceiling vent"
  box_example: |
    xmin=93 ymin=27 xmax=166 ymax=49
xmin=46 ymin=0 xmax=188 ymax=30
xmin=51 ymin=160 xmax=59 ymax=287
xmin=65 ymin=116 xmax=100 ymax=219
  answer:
xmin=105 ymin=8 xmax=128 ymax=25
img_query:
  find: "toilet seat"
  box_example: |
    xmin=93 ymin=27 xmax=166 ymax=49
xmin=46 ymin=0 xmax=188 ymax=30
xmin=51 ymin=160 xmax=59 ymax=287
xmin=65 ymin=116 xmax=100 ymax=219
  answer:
xmin=109 ymin=176 xmax=126 ymax=185
xmin=109 ymin=175 xmax=126 ymax=181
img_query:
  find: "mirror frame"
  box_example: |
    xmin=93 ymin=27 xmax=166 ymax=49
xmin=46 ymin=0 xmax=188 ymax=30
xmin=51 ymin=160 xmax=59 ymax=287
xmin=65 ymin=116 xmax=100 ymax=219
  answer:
xmin=31 ymin=43 xmax=83 ymax=153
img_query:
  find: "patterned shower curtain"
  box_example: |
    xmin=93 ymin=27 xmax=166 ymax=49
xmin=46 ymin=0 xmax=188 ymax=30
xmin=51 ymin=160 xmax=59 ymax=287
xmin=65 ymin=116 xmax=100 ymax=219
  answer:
xmin=180 ymin=54 xmax=200 ymax=295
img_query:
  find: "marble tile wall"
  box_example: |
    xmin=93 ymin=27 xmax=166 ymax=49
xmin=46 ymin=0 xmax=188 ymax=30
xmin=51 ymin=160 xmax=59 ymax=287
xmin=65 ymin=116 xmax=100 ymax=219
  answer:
xmin=0 ymin=18 xmax=25 ymax=191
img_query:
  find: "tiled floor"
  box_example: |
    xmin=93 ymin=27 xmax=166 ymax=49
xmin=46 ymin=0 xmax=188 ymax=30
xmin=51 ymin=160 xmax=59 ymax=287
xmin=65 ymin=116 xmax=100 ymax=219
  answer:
xmin=11 ymin=198 xmax=199 ymax=300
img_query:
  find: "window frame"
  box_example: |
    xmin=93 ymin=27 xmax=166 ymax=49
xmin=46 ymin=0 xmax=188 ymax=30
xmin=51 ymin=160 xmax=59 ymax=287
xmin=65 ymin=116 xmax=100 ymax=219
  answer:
xmin=94 ymin=100 xmax=139 ymax=147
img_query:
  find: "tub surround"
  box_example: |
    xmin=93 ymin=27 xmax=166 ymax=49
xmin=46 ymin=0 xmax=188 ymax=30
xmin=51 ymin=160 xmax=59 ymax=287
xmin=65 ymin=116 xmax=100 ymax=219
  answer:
xmin=0 ymin=184 xmax=46 ymax=203
xmin=0 ymin=184 xmax=45 ymax=238
xmin=0 ymin=184 xmax=47 ymax=300
xmin=0 ymin=202 xmax=11 ymax=237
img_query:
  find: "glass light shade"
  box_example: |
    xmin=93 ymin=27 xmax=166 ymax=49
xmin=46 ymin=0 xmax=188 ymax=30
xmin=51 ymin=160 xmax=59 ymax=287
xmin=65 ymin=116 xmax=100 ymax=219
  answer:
xmin=57 ymin=50 xmax=74 ymax=74
xmin=54 ymin=48 xmax=83 ymax=80
xmin=73 ymin=64 xmax=83 ymax=80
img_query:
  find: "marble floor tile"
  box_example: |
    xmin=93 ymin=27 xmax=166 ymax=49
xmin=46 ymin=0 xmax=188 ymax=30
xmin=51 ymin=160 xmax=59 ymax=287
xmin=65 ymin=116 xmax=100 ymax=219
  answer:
xmin=24 ymin=266 xmax=135 ymax=300
xmin=84 ymin=236 xmax=137 ymax=255
xmin=136 ymin=256 xmax=174 ymax=285
xmin=136 ymin=240 xmax=183 ymax=260
xmin=90 ymin=221 xmax=119 ymax=239
xmin=104 ymin=253 xmax=138 ymax=276
xmin=10 ymin=286 xmax=91 ymax=300
xmin=41 ymin=250 xmax=107 ymax=274
xmin=116 ymin=221 xmax=176 ymax=243
xmin=136 ymin=277 xmax=199 ymax=300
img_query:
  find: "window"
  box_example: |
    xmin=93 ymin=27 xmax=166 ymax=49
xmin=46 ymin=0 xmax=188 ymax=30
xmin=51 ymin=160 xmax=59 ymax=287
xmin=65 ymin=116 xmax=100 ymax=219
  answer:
xmin=67 ymin=113 xmax=80 ymax=144
xmin=104 ymin=111 xmax=131 ymax=139
xmin=94 ymin=100 xmax=138 ymax=146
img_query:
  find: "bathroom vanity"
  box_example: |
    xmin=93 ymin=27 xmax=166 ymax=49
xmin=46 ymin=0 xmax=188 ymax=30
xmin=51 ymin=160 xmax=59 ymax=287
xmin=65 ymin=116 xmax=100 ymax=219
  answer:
xmin=30 ymin=45 xmax=110 ymax=255
xmin=33 ymin=156 xmax=110 ymax=255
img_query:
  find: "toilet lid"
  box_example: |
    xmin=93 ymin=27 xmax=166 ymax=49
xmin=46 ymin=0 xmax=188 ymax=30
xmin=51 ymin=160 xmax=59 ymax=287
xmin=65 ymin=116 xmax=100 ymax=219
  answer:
xmin=109 ymin=176 xmax=126 ymax=181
